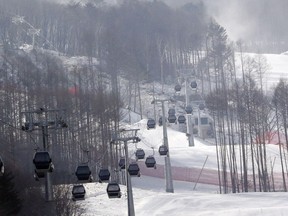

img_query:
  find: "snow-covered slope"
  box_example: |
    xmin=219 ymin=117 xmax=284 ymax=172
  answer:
xmin=235 ymin=52 xmax=288 ymax=91
xmin=78 ymin=118 xmax=288 ymax=216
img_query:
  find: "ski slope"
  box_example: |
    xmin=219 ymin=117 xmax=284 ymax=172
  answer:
xmin=78 ymin=118 xmax=287 ymax=216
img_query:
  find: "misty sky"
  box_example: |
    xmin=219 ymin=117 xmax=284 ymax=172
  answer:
xmin=166 ymin=0 xmax=288 ymax=42
xmin=164 ymin=0 xmax=250 ymax=40
xmin=204 ymin=0 xmax=252 ymax=41
xmin=41 ymin=0 xmax=288 ymax=43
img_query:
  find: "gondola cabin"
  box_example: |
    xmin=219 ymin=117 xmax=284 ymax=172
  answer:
xmin=128 ymin=163 xmax=140 ymax=177
xmin=145 ymin=156 xmax=156 ymax=168
xmin=168 ymin=108 xmax=176 ymax=116
xmin=190 ymin=81 xmax=197 ymax=89
xmin=147 ymin=119 xmax=156 ymax=130
xmin=72 ymin=185 xmax=86 ymax=201
xmin=118 ymin=158 xmax=125 ymax=169
xmin=185 ymin=105 xmax=193 ymax=114
xmin=33 ymin=151 xmax=53 ymax=172
xmin=75 ymin=165 xmax=92 ymax=182
xmin=98 ymin=168 xmax=110 ymax=182
xmin=158 ymin=145 xmax=168 ymax=156
xmin=174 ymin=84 xmax=181 ymax=92
xmin=178 ymin=115 xmax=186 ymax=124
xmin=107 ymin=182 xmax=121 ymax=198
xmin=0 ymin=157 xmax=4 ymax=175
xmin=135 ymin=148 xmax=145 ymax=160
xmin=168 ymin=114 xmax=177 ymax=123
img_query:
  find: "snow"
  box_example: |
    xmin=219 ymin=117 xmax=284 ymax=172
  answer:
xmin=80 ymin=179 xmax=288 ymax=215
xmin=76 ymin=118 xmax=288 ymax=215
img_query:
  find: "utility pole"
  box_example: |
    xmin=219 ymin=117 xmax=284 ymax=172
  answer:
xmin=198 ymin=107 xmax=202 ymax=139
xmin=152 ymin=99 xmax=174 ymax=193
xmin=42 ymin=124 xmax=53 ymax=201
xmin=111 ymin=128 xmax=141 ymax=216
xmin=21 ymin=108 xmax=68 ymax=202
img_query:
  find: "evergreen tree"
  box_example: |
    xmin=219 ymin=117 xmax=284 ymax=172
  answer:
xmin=0 ymin=170 xmax=22 ymax=215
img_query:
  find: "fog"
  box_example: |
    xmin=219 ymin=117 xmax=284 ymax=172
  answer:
xmin=43 ymin=0 xmax=288 ymax=42
xmin=160 ymin=0 xmax=288 ymax=53
xmin=205 ymin=0 xmax=288 ymax=42
xmin=204 ymin=0 xmax=252 ymax=41
xmin=37 ymin=0 xmax=288 ymax=52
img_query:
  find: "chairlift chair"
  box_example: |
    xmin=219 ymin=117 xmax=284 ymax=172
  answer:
xmin=178 ymin=115 xmax=186 ymax=124
xmin=75 ymin=165 xmax=92 ymax=182
xmin=33 ymin=151 xmax=53 ymax=172
xmin=128 ymin=163 xmax=140 ymax=177
xmin=158 ymin=145 xmax=168 ymax=156
xmin=168 ymin=114 xmax=177 ymax=124
xmin=98 ymin=168 xmax=110 ymax=182
xmin=174 ymin=84 xmax=181 ymax=92
xmin=118 ymin=157 xmax=125 ymax=170
xmin=72 ymin=184 xmax=86 ymax=201
xmin=135 ymin=148 xmax=145 ymax=160
xmin=145 ymin=156 xmax=156 ymax=168
xmin=147 ymin=118 xmax=156 ymax=130
xmin=185 ymin=105 xmax=193 ymax=114
xmin=107 ymin=182 xmax=122 ymax=198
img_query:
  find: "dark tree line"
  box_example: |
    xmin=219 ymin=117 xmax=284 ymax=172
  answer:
xmin=0 ymin=168 xmax=21 ymax=215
